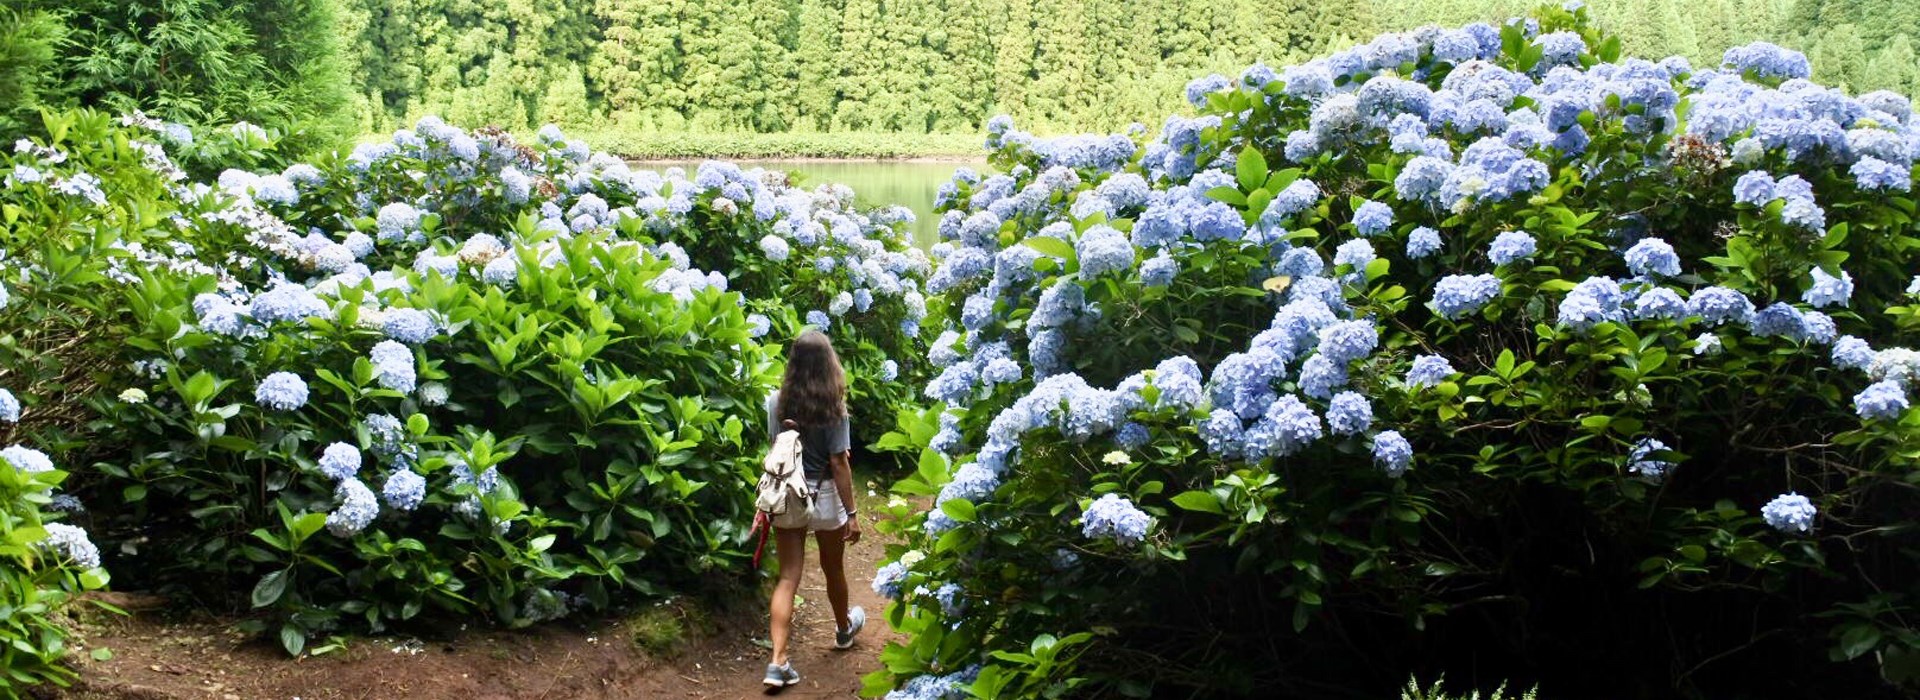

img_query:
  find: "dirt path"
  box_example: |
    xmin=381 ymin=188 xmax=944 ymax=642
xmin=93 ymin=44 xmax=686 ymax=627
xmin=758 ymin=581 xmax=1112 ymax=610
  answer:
xmin=50 ymin=515 xmax=905 ymax=700
xmin=639 ymin=523 xmax=907 ymax=700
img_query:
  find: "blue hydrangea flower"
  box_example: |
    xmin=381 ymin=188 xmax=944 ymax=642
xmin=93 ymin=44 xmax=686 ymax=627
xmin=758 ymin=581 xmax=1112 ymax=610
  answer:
xmin=1082 ymin=493 xmax=1152 ymax=545
xmin=0 ymin=389 xmax=17 ymax=423
xmin=1833 ymin=336 xmax=1875 ymax=371
xmin=376 ymin=203 xmax=421 ymax=242
xmin=1141 ymin=252 xmax=1178 ymax=287
xmin=1353 ymin=200 xmax=1394 ymax=236
xmin=1433 ymin=274 xmax=1501 ymax=319
xmin=1372 ymin=430 xmax=1413 ymax=477
xmin=1200 ymin=408 xmax=1246 ymax=459
xmin=1854 ymin=379 xmax=1908 ymax=420
xmin=1693 ymin=332 xmax=1724 ymax=355
xmin=1722 ymin=42 xmax=1811 ymax=81
xmin=1211 ymin=348 xmax=1286 ymax=419
xmin=1535 ymin=31 xmax=1586 ymax=66
xmin=806 ymin=309 xmax=830 ymax=329
xmin=1325 ymin=391 xmax=1373 ymax=435
xmin=1687 ymin=287 xmax=1755 ymax=326
xmin=1394 ymin=156 xmax=1453 ymax=204
xmin=925 ymin=362 xmax=980 ymax=404
xmin=1803 ymin=268 xmax=1852 ymax=308
xmin=1275 ymin=248 xmax=1326 ymax=279
xmin=1333 ymin=239 xmax=1376 ymax=279
xmin=1632 ymin=287 xmax=1687 ymax=320
xmin=1245 ymin=395 xmax=1323 ymax=458
xmin=1760 ymin=492 xmax=1816 ymax=533
xmin=1189 ymin=201 xmax=1246 ymax=241
xmin=1077 ymin=226 xmax=1135 ymax=277
xmin=1487 ymin=230 xmax=1537 ymax=265
xmin=1116 ymin=422 xmax=1150 ymax=449
xmin=1406 ymin=226 xmax=1442 ymax=258
xmin=1405 ymin=354 xmax=1455 ymax=388
xmin=1623 ymin=238 xmax=1681 ymax=278
xmin=1 ymin=445 xmax=54 ymax=473
xmin=746 ymin=313 xmax=771 ymax=338
xmin=1558 ymin=276 xmax=1627 ymax=331
xmin=1774 ymin=175 xmax=1826 ymax=232
xmin=1151 ymin=356 xmax=1205 ymax=409
xmin=1185 ymin=74 xmax=1233 ymax=107
xmin=1298 ymin=354 xmax=1348 ymax=399
xmin=981 ymin=358 xmax=1022 ymax=385
xmin=370 ymin=340 xmax=417 ymax=394
xmin=1316 ymin=320 xmax=1379 ymax=364
xmin=481 ymin=257 xmax=517 ymax=287
xmin=879 ymin=359 xmax=899 ymax=382
xmin=939 ymin=462 xmax=1001 ymax=505
xmin=872 ymin=561 xmax=908 ymax=599
xmin=759 ymin=235 xmax=790 ymax=263
xmin=1733 ymin=171 xmax=1777 ymax=206
xmin=1626 ymin=438 xmax=1673 ymax=482
xmin=1748 ymin=302 xmax=1807 ymax=340
xmin=1032 ymin=280 xmax=1087 ymax=328
xmin=383 ymin=308 xmax=435 ymax=344
xmin=325 ymin=477 xmax=379 ymax=537
xmin=1851 ymin=157 xmax=1911 ymax=192
xmin=317 ymin=442 xmax=362 ymax=481
xmin=39 ymin=523 xmax=100 ymax=569
xmin=255 ymin=372 xmax=309 ymax=411
xmin=382 ymin=470 xmax=425 ymax=511
xmin=249 ymin=284 xmax=327 ymax=324
xmin=1261 ymin=179 xmax=1322 ymax=226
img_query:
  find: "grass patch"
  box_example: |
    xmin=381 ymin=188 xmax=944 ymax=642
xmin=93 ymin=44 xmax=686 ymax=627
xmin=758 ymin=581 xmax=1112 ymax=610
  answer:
xmin=628 ymin=599 xmax=712 ymax=658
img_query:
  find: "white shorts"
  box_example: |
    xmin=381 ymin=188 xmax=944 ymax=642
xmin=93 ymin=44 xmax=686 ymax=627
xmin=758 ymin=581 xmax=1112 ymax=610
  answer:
xmin=806 ymin=478 xmax=848 ymax=532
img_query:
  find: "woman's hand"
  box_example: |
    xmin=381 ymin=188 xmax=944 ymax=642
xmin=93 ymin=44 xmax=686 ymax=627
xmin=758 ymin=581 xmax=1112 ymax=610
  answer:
xmin=843 ymin=513 xmax=862 ymax=543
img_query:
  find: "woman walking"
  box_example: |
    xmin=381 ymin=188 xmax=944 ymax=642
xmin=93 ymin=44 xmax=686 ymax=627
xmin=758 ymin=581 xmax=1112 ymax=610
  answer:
xmin=763 ymin=329 xmax=864 ymax=689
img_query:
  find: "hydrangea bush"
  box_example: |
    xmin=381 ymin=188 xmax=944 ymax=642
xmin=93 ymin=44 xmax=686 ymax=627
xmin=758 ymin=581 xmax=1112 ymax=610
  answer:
xmin=0 ymin=110 xmax=929 ymax=653
xmin=0 ymin=416 xmax=110 ymax=691
xmin=872 ymin=6 xmax=1920 ymax=697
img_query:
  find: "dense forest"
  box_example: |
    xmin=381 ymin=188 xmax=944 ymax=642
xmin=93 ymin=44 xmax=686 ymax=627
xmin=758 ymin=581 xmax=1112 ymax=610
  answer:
xmin=3 ymin=0 xmax=1917 ymax=146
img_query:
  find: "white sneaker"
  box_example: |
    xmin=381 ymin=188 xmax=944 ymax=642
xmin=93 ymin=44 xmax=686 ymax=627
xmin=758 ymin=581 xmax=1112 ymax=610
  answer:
xmin=763 ymin=661 xmax=800 ymax=687
xmin=834 ymin=606 xmax=865 ymax=650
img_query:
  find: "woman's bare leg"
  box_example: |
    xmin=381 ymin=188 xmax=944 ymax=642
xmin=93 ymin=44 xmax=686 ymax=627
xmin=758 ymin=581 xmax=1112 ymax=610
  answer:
xmin=815 ymin=525 xmax=851 ymax=631
xmin=769 ymin=527 xmax=809 ymax=666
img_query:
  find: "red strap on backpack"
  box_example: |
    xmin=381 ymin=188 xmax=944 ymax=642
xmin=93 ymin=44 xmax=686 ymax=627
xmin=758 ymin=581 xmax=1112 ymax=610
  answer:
xmin=751 ymin=509 xmax=771 ymax=568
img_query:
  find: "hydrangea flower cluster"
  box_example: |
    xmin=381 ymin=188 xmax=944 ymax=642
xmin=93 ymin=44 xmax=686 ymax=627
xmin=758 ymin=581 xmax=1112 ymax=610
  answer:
xmin=1081 ymin=494 xmax=1153 ymax=545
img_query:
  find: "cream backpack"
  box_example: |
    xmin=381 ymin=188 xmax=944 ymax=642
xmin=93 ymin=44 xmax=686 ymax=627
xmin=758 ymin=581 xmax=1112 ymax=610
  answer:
xmin=755 ymin=429 xmax=815 ymax=530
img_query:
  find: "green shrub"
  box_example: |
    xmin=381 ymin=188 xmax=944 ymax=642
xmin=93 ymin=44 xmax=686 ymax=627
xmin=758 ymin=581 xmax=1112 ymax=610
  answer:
xmin=872 ymin=6 xmax=1919 ymax=698
xmin=0 ymin=109 xmax=929 ymax=654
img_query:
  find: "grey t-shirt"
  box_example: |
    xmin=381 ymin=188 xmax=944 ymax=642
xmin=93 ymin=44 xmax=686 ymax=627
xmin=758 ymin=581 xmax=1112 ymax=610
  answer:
xmin=765 ymin=391 xmax=850 ymax=482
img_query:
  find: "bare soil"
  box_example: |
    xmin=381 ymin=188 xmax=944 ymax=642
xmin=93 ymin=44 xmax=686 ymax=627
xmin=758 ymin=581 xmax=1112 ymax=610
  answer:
xmin=44 ymin=519 xmax=904 ymax=700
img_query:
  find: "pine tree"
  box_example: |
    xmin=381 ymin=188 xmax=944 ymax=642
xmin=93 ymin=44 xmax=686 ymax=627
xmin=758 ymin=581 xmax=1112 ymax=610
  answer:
xmin=1862 ymin=34 xmax=1917 ymax=96
xmin=791 ymin=0 xmax=842 ymax=131
xmin=538 ymin=64 xmax=595 ymax=127
xmin=0 ymin=7 xmax=65 ymax=135
xmin=990 ymin=0 xmax=1037 ymax=122
xmin=833 ymin=0 xmax=885 ymax=130
xmin=1811 ymin=24 xmax=1867 ymax=92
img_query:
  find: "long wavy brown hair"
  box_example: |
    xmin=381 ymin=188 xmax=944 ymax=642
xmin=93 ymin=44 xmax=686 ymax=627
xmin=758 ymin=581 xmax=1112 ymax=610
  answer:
xmin=777 ymin=329 xmax=847 ymax=429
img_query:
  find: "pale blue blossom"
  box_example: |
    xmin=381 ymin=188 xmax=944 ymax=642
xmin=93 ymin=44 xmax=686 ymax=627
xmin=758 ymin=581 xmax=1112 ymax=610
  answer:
xmin=1372 ymin=430 xmax=1413 ymax=476
xmin=317 ymin=442 xmax=362 ymax=481
xmin=325 ymin=477 xmax=380 ymax=537
xmin=255 ymin=372 xmax=309 ymax=411
xmin=1082 ymin=493 xmax=1152 ymax=545
xmin=1760 ymin=492 xmax=1816 ymax=533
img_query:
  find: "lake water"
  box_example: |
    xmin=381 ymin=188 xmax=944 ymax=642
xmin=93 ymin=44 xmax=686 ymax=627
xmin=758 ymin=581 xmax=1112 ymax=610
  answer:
xmin=632 ymin=159 xmax=985 ymax=249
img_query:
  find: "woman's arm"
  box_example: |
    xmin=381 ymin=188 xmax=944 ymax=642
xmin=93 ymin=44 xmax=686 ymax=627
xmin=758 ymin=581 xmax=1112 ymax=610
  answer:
xmin=831 ymin=451 xmax=860 ymax=542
